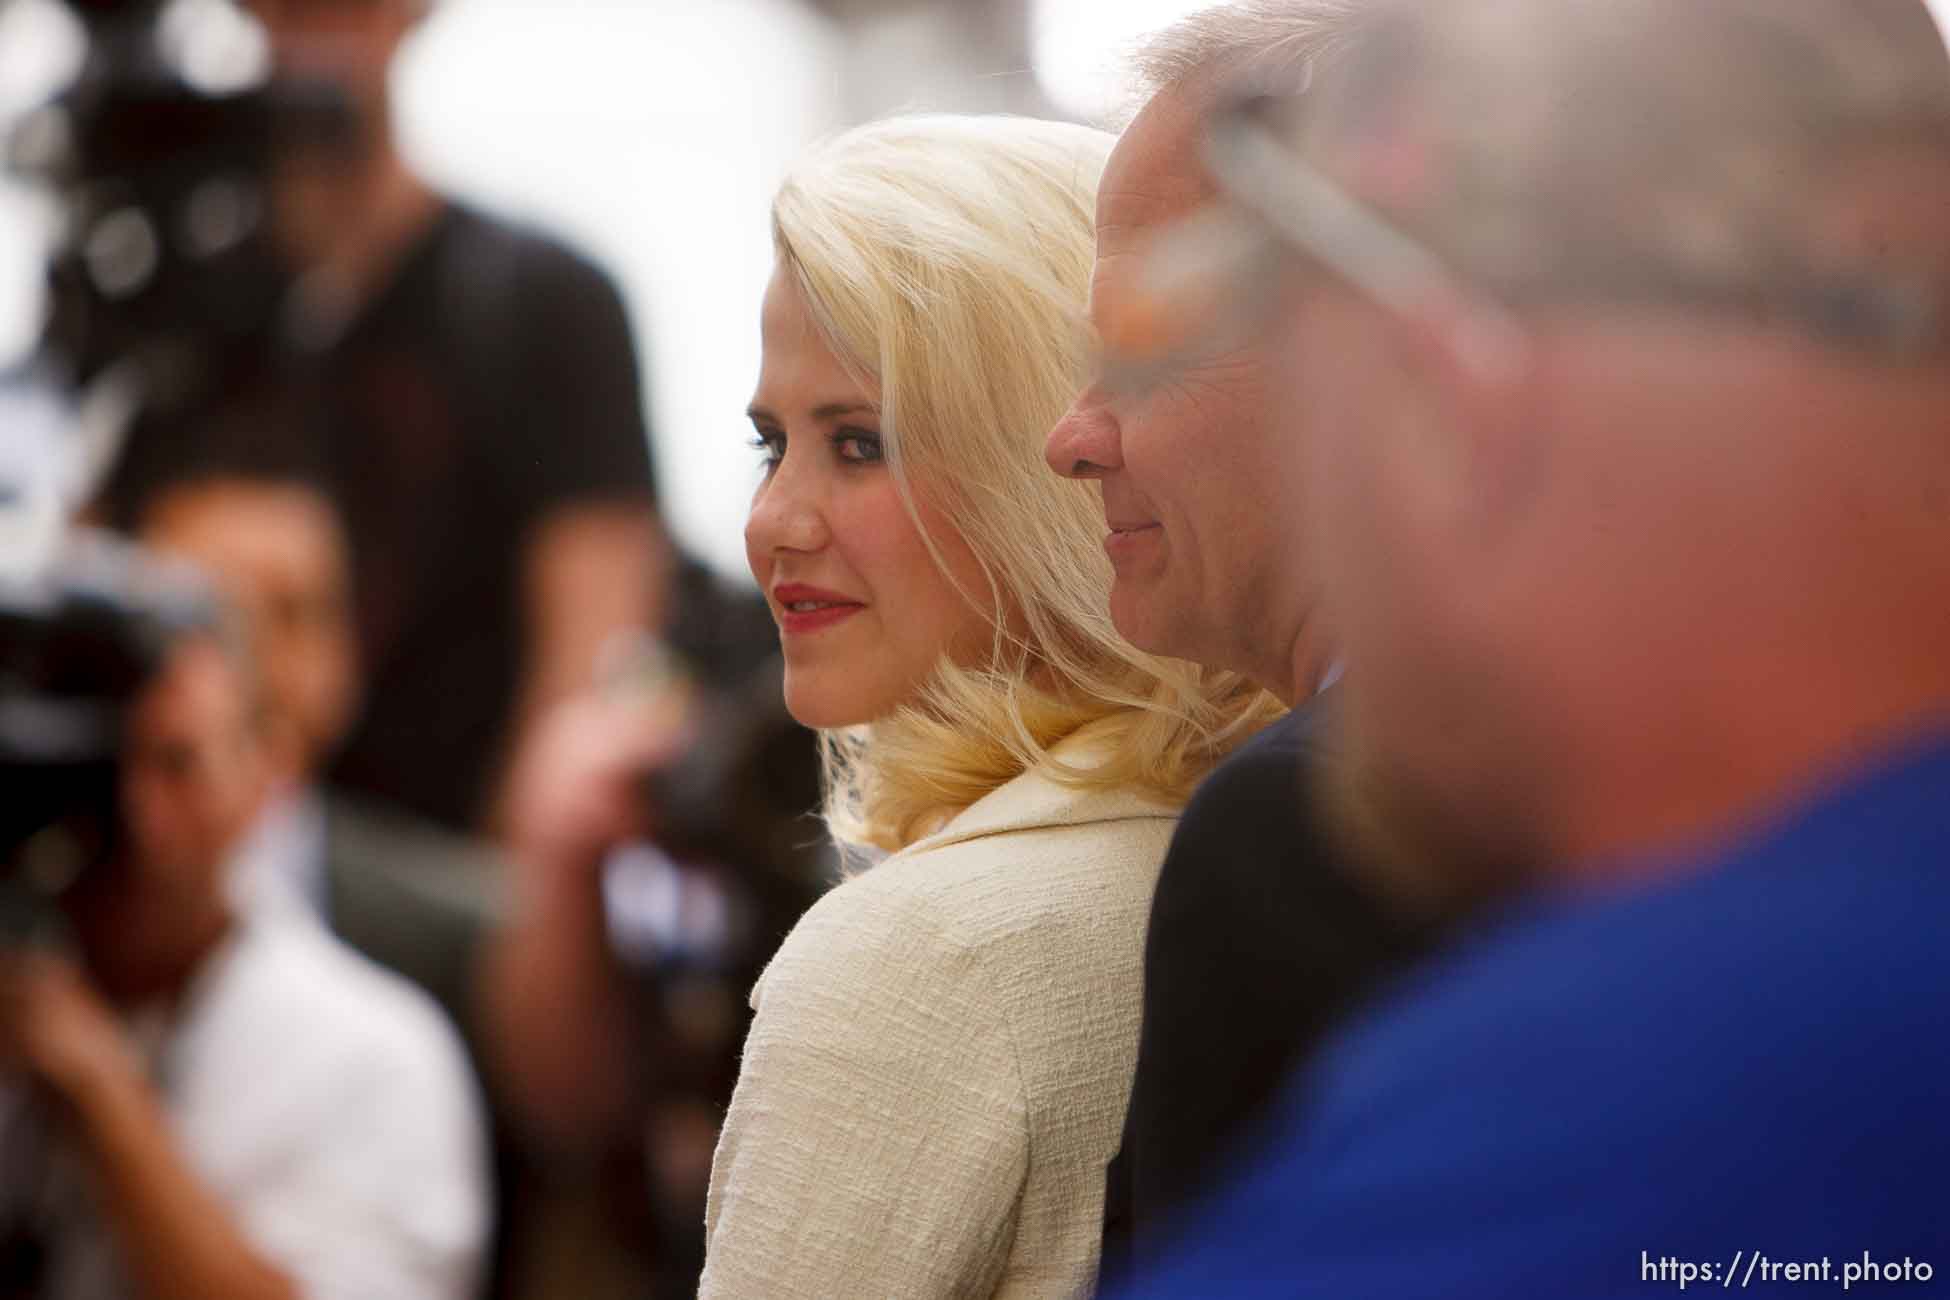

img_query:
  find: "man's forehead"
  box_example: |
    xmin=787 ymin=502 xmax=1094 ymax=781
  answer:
xmin=1096 ymin=86 xmax=1221 ymax=251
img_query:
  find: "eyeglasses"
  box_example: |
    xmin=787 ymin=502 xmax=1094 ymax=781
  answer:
xmin=1091 ymin=92 xmax=1528 ymax=398
xmin=1093 ymin=88 xmax=1947 ymax=396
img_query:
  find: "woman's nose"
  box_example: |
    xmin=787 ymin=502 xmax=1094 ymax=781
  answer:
xmin=745 ymin=451 xmax=830 ymax=562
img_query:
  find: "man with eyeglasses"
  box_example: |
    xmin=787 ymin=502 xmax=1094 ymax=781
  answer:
xmin=1044 ymin=3 xmax=1451 ymax=1281
xmin=1109 ymin=0 xmax=1950 ymax=1294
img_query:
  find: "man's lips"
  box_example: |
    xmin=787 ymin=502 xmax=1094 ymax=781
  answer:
xmin=772 ymin=583 xmax=866 ymax=636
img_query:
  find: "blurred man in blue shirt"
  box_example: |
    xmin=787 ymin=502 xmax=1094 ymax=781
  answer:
xmin=1106 ymin=0 xmax=1950 ymax=1293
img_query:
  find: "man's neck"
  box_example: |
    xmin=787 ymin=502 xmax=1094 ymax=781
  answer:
xmin=1279 ymin=611 xmax=1334 ymax=706
xmin=1509 ymin=330 xmax=1950 ymax=881
xmin=92 ymin=903 xmax=237 ymax=1015
xmin=291 ymin=144 xmax=443 ymax=316
xmin=1549 ymin=650 xmax=1950 ymax=883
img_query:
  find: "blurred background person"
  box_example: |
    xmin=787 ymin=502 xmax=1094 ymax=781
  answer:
xmin=102 ymin=376 xmax=827 ymax=1300
xmin=699 ymin=113 xmax=1278 ymax=1300
xmin=1043 ymin=0 xmax=1445 ymax=1277
xmin=48 ymin=0 xmax=670 ymax=839
xmin=116 ymin=384 xmax=505 ymax=1025
xmin=109 ymin=381 xmax=569 ymax=1300
xmin=1107 ymin=0 xmax=1950 ymax=1293
xmin=239 ymin=0 xmax=671 ymax=837
xmin=0 ymin=553 xmax=489 ymax=1300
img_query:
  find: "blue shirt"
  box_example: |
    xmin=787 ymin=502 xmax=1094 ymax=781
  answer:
xmin=1116 ymin=733 xmax=1950 ymax=1299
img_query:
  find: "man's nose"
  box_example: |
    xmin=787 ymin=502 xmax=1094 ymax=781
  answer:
xmin=1045 ymin=393 xmax=1123 ymax=480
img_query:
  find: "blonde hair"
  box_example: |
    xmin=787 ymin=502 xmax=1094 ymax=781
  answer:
xmin=770 ymin=114 xmax=1283 ymax=855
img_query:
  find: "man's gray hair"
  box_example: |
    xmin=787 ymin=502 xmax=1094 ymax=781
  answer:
xmin=1124 ymin=0 xmax=1364 ymax=114
xmin=1296 ymin=0 xmax=1950 ymax=356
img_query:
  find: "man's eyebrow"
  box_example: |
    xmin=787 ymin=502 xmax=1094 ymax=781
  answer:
xmin=745 ymin=401 xmax=879 ymax=423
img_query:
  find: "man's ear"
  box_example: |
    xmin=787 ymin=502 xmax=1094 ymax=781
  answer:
xmin=1391 ymin=299 xmax=1539 ymax=544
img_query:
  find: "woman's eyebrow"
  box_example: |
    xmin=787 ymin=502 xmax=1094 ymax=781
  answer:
xmin=746 ymin=401 xmax=879 ymax=423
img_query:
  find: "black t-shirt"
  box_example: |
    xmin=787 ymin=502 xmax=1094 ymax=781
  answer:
xmin=1099 ymin=698 xmax=1442 ymax=1280
xmin=317 ymin=206 xmax=657 ymax=831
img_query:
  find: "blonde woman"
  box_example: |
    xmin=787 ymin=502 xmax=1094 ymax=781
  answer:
xmin=701 ymin=115 xmax=1281 ymax=1299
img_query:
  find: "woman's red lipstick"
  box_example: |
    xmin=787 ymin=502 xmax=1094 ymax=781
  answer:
xmin=773 ymin=583 xmax=866 ymax=636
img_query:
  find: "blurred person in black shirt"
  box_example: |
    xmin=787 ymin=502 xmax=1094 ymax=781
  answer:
xmin=245 ymin=0 xmax=672 ymax=834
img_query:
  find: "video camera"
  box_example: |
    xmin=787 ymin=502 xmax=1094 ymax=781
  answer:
xmin=8 ymin=0 xmax=357 ymax=406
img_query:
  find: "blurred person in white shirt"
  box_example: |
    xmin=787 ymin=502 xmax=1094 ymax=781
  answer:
xmin=117 ymin=387 xmax=507 ymax=1029
xmin=0 ymin=600 xmax=489 ymax=1300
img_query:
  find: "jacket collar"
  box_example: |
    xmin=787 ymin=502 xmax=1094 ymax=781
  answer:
xmin=898 ymin=723 xmax=1181 ymax=858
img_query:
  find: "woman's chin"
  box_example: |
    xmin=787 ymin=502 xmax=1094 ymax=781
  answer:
xmin=781 ymin=679 xmax=879 ymax=731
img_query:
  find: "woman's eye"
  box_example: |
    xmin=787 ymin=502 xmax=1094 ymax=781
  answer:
xmin=834 ymin=430 xmax=884 ymax=464
xmin=749 ymin=430 xmax=784 ymax=468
